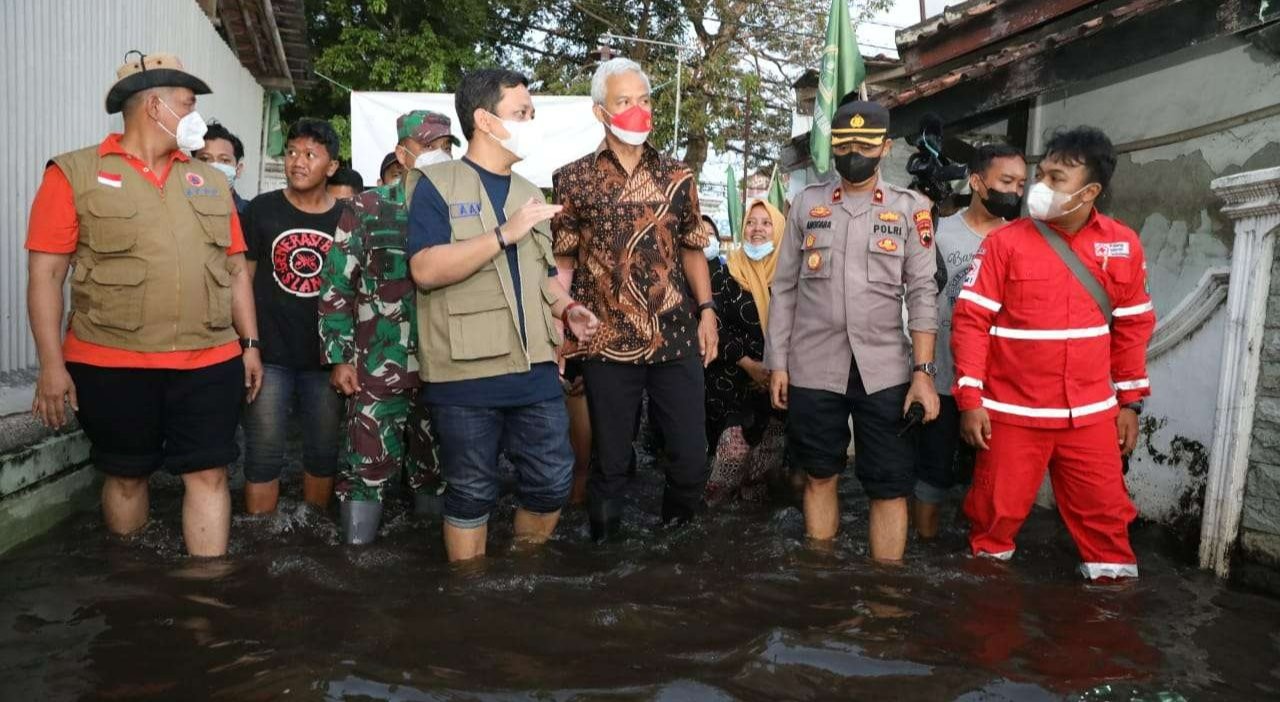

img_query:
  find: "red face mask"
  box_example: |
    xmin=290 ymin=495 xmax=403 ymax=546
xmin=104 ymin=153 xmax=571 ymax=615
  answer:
xmin=605 ymin=105 xmax=652 ymax=145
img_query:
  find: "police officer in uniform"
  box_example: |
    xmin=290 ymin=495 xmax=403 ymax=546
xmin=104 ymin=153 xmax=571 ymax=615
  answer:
xmin=766 ymin=100 xmax=940 ymax=562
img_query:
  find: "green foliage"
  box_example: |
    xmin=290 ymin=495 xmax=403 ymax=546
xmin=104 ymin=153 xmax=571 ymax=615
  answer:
xmin=286 ymin=0 xmax=508 ymax=162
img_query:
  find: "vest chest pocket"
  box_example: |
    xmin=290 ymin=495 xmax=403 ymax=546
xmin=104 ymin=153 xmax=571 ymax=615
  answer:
xmin=446 ymin=288 xmax=513 ymax=361
xmin=84 ymin=258 xmax=147 ymax=331
xmin=204 ymin=259 xmax=234 ymax=330
xmin=800 ymin=231 xmax=834 ymax=281
xmin=84 ymin=193 xmax=138 ymax=253
xmin=189 ymin=197 xmax=232 ymax=248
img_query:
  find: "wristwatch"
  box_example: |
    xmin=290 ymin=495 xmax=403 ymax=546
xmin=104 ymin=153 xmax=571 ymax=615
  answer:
xmin=697 ymin=300 xmax=717 ymax=314
xmin=912 ymin=361 xmax=937 ymax=377
xmin=239 ymin=337 xmax=261 ymax=350
xmin=1123 ymin=401 xmax=1144 ymax=415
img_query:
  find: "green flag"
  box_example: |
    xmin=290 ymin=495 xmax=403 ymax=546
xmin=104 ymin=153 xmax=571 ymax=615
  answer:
xmin=726 ymin=164 xmax=743 ymax=242
xmin=767 ymin=164 xmax=787 ymax=212
xmin=265 ymin=90 xmax=287 ymax=158
xmin=810 ymin=0 xmax=865 ymax=175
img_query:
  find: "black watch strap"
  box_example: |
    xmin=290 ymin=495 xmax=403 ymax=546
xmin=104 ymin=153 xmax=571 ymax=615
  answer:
xmin=697 ymin=300 xmax=717 ymax=313
xmin=912 ymin=362 xmax=937 ymax=377
xmin=240 ymin=337 xmax=261 ymax=350
xmin=1123 ymin=401 xmax=1144 ymax=415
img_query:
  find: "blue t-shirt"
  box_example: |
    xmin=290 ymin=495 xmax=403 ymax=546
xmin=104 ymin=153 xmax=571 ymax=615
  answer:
xmin=408 ymin=157 xmax=560 ymax=408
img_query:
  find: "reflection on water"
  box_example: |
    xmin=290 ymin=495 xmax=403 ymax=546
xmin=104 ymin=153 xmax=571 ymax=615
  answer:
xmin=1 ymin=460 xmax=1279 ymax=701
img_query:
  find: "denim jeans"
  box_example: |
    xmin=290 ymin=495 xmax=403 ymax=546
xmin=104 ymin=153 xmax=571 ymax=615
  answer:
xmin=430 ymin=398 xmax=573 ymax=528
xmin=242 ymin=364 xmax=343 ymax=483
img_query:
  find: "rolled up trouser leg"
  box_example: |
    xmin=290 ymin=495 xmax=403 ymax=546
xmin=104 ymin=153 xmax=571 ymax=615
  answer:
xmin=335 ymin=387 xmax=412 ymax=503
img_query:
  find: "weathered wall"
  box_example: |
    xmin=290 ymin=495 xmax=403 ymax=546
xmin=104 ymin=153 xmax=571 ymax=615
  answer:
xmin=1031 ymin=36 xmax=1280 ymax=317
xmin=1240 ymin=241 xmax=1280 ymax=589
xmin=0 ymin=0 xmax=266 ymax=375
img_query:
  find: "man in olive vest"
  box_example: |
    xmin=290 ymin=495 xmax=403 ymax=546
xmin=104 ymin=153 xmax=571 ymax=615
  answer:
xmin=407 ymin=68 xmax=600 ymax=562
xmin=26 ymin=51 xmax=263 ymax=557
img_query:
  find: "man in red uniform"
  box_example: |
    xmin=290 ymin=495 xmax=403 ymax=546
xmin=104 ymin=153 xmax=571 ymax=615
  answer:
xmin=950 ymin=126 xmax=1155 ymax=580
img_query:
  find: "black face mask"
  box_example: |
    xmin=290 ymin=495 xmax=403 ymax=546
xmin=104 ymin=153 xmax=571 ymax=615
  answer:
xmin=834 ymin=152 xmax=880 ymax=184
xmin=978 ymin=181 xmax=1023 ymax=220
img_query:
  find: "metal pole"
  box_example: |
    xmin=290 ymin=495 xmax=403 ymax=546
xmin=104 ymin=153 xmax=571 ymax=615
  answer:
xmin=673 ymin=55 xmax=682 ymax=157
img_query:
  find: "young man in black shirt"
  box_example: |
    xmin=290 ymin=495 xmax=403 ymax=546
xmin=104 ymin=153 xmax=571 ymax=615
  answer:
xmin=242 ymin=119 xmax=347 ymax=514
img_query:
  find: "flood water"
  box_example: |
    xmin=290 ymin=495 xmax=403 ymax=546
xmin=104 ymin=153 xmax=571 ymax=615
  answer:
xmin=2 ymin=454 xmax=1279 ymax=701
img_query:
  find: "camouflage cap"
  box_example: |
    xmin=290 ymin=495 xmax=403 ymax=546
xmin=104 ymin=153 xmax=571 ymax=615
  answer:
xmin=396 ymin=110 xmax=460 ymax=146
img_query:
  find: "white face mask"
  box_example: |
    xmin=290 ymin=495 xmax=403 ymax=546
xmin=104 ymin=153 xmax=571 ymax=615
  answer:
xmin=485 ymin=113 xmax=541 ymax=161
xmin=157 ymin=99 xmax=208 ymax=151
xmin=703 ymin=236 xmax=721 ymax=261
xmin=743 ymin=241 xmax=775 ymax=261
xmin=413 ymin=148 xmax=451 ymax=170
xmin=209 ymin=162 xmax=238 ymax=189
xmin=1026 ymin=181 xmax=1090 ymax=221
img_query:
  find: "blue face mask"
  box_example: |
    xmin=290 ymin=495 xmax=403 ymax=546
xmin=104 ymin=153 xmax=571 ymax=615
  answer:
xmin=703 ymin=236 xmax=721 ymax=261
xmin=743 ymin=241 xmax=775 ymax=261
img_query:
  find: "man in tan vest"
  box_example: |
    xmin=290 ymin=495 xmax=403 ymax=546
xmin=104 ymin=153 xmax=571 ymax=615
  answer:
xmin=407 ymin=68 xmax=600 ymax=562
xmin=26 ymin=51 xmax=263 ymax=557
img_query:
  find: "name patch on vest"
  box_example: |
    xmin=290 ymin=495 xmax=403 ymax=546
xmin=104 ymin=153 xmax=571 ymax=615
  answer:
xmin=872 ymin=223 xmax=903 ymax=237
xmin=449 ymin=202 xmax=482 ymax=219
xmin=806 ymin=220 xmax=832 ymax=230
xmin=185 ymin=187 xmax=221 ymax=199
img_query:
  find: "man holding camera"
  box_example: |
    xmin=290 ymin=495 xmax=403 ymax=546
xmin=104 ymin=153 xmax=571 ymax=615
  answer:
xmin=766 ymin=100 xmax=939 ymax=562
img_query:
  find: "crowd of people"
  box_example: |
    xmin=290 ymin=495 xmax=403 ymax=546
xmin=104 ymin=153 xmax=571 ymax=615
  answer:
xmin=25 ymin=50 xmax=1155 ymax=580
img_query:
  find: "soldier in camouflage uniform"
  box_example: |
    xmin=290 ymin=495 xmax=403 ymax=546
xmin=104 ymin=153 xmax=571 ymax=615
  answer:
xmin=318 ymin=110 xmax=458 ymax=545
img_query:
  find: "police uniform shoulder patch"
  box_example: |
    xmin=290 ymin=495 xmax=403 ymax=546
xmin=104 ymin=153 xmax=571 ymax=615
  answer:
xmin=873 ymin=189 xmax=884 ymax=204
xmin=914 ymin=209 xmax=934 ymax=248
xmin=831 ymin=187 xmax=843 ymax=204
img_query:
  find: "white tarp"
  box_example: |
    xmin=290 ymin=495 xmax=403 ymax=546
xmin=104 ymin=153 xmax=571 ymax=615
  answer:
xmin=350 ymin=91 xmax=605 ymax=188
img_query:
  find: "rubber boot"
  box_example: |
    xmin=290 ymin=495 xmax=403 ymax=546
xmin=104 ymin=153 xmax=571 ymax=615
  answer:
xmin=588 ymin=498 xmax=622 ymax=543
xmin=414 ymin=490 xmax=444 ymax=520
xmin=340 ymin=500 xmax=383 ymax=546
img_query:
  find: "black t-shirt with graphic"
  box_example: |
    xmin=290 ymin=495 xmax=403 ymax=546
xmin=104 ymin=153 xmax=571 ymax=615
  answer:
xmin=244 ymin=189 xmax=344 ymax=370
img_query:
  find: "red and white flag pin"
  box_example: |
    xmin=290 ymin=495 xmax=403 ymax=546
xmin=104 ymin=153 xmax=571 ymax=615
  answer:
xmin=96 ymin=171 xmax=122 ymax=188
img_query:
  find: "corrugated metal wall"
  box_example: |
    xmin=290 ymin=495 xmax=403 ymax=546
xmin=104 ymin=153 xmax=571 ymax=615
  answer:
xmin=0 ymin=0 xmax=266 ymax=374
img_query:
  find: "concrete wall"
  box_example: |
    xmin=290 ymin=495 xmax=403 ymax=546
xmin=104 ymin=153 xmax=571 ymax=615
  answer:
xmin=1031 ymin=35 xmax=1280 ymax=317
xmin=1240 ymin=243 xmax=1280 ymax=590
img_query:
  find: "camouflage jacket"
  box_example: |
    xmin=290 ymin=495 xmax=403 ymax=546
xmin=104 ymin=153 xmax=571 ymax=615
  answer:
xmin=318 ymin=180 xmax=419 ymax=390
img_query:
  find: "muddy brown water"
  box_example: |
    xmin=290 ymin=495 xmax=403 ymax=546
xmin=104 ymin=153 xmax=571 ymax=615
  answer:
xmin=1 ymin=456 xmax=1278 ymax=701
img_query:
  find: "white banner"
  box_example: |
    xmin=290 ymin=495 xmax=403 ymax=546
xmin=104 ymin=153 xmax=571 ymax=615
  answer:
xmin=350 ymin=91 xmax=605 ymax=189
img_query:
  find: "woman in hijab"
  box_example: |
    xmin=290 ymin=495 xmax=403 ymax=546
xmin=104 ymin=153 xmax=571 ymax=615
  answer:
xmin=703 ymin=199 xmax=788 ymax=504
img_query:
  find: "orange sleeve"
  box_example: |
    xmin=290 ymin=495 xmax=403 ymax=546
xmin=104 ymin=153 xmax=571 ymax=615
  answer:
xmin=227 ymin=206 xmax=247 ymax=256
xmin=25 ymin=165 xmax=79 ymax=254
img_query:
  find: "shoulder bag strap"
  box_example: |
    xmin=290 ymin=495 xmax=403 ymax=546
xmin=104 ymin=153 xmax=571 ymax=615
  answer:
xmin=1030 ymin=218 xmax=1113 ymax=325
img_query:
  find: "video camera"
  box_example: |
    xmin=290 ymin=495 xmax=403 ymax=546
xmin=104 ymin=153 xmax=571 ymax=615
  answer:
xmin=905 ymin=114 xmax=970 ymax=205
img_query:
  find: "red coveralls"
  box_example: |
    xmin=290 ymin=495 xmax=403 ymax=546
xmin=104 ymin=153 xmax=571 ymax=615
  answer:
xmin=950 ymin=210 xmax=1156 ymax=580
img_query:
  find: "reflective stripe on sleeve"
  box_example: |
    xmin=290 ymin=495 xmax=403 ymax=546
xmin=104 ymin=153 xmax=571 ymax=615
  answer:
xmin=957 ymin=376 xmax=984 ymax=389
xmin=957 ymin=290 xmax=1001 ymax=313
xmin=1113 ymin=301 xmax=1154 ymax=317
xmin=1114 ymin=378 xmax=1150 ymax=391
